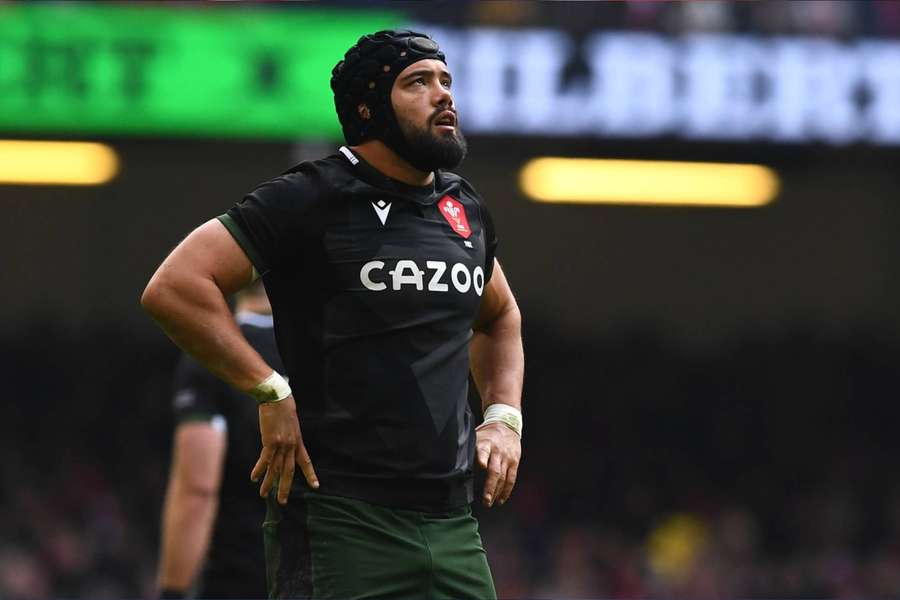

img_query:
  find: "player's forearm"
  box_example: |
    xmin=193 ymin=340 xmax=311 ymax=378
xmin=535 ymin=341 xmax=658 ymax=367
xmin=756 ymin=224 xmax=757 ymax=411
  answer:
xmin=158 ymin=480 xmax=219 ymax=591
xmin=142 ymin=271 xmax=272 ymax=392
xmin=470 ymin=305 xmax=524 ymax=411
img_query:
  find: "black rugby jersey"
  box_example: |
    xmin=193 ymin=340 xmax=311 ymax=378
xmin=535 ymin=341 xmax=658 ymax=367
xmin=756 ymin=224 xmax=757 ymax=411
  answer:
xmin=219 ymin=146 xmax=498 ymax=511
xmin=172 ymin=314 xmax=283 ymax=598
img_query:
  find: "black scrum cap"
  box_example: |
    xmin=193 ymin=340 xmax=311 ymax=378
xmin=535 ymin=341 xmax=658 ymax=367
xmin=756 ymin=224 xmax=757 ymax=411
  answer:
xmin=330 ymin=30 xmax=446 ymax=146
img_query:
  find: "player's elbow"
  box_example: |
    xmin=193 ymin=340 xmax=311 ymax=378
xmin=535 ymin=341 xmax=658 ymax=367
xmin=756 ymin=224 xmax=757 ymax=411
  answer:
xmin=141 ymin=277 xmax=165 ymax=317
xmin=141 ymin=271 xmax=180 ymax=322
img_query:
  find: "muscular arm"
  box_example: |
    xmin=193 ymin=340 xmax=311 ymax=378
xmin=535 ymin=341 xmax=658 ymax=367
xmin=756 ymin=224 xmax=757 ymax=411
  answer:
xmin=471 ymin=260 xmax=524 ymax=412
xmin=470 ymin=260 xmax=524 ymax=507
xmin=142 ymin=219 xmax=318 ymax=504
xmin=141 ymin=219 xmax=270 ymax=390
xmin=158 ymin=422 xmax=226 ymax=593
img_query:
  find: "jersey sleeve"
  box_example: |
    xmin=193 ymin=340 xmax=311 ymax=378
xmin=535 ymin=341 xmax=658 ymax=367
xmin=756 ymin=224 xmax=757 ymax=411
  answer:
xmin=171 ymin=353 xmax=227 ymax=424
xmin=218 ymin=165 xmax=322 ymax=275
xmin=480 ymin=202 xmax=499 ymax=283
xmin=459 ymin=178 xmax=499 ymax=283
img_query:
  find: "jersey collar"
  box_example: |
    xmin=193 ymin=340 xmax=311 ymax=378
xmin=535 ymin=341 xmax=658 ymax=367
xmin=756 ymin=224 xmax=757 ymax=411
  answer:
xmin=338 ymin=145 xmax=441 ymax=204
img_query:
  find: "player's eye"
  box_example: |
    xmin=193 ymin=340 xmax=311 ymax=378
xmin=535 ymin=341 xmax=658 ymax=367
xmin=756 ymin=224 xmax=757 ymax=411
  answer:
xmin=441 ymin=79 xmax=452 ymax=89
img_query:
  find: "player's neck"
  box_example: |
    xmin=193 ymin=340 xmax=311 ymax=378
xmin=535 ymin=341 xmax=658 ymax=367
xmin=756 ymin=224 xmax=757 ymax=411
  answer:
xmin=351 ymin=141 xmax=434 ymax=187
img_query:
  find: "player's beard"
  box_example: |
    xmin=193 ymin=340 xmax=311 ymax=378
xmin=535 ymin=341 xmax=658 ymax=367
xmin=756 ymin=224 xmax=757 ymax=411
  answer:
xmin=396 ymin=110 xmax=467 ymax=172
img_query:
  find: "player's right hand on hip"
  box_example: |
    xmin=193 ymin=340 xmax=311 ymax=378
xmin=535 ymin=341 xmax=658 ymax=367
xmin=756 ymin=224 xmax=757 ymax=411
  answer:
xmin=252 ymin=396 xmax=319 ymax=504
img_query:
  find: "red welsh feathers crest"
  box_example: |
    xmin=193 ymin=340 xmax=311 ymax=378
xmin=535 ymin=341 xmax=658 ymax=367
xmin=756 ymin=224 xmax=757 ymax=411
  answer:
xmin=438 ymin=195 xmax=472 ymax=239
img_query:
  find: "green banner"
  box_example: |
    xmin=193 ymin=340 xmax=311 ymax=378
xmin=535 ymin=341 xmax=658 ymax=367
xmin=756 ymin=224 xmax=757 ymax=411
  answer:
xmin=0 ymin=3 xmax=400 ymax=139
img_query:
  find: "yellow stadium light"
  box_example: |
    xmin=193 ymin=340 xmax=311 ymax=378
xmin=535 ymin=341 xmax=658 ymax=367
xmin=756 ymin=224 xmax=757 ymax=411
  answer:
xmin=519 ymin=157 xmax=779 ymax=207
xmin=0 ymin=140 xmax=119 ymax=186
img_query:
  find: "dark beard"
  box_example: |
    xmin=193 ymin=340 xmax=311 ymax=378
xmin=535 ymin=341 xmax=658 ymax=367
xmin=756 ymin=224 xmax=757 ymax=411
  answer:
xmin=398 ymin=116 xmax=468 ymax=172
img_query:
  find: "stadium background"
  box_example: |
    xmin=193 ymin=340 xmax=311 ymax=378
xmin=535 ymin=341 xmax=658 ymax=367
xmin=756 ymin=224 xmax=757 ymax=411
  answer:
xmin=3 ymin=1 xmax=900 ymax=598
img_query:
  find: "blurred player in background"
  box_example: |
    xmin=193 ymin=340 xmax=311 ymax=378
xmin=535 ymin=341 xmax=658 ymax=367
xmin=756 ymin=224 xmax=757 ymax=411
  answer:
xmin=143 ymin=29 xmax=524 ymax=599
xmin=157 ymin=281 xmax=281 ymax=599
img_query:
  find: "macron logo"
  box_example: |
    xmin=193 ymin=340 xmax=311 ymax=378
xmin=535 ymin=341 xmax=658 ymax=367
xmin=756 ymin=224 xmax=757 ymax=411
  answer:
xmin=372 ymin=199 xmax=392 ymax=225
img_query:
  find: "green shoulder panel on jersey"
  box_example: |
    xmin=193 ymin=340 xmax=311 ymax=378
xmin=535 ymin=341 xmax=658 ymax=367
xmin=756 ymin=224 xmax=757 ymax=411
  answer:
xmin=217 ymin=213 xmax=269 ymax=275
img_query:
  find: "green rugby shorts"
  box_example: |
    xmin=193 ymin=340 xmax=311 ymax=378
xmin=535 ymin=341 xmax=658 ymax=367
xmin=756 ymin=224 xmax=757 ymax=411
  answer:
xmin=263 ymin=490 xmax=496 ymax=600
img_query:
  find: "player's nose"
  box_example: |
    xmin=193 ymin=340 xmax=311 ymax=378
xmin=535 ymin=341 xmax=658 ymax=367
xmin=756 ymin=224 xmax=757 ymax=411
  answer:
xmin=432 ymin=82 xmax=453 ymax=109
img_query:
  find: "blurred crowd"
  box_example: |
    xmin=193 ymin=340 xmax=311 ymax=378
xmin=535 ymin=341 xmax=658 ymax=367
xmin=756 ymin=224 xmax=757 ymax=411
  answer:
xmin=0 ymin=326 xmax=172 ymax=599
xmin=3 ymin=323 xmax=900 ymax=599
xmin=484 ymin=476 xmax=900 ymax=599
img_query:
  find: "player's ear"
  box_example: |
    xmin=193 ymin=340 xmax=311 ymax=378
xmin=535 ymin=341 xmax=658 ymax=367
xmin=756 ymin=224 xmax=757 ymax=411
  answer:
xmin=357 ymin=104 xmax=371 ymax=120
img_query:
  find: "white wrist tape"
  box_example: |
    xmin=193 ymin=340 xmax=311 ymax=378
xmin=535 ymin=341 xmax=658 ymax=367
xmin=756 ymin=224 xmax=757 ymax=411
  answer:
xmin=250 ymin=371 xmax=291 ymax=404
xmin=476 ymin=403 xmax=523 ymax=438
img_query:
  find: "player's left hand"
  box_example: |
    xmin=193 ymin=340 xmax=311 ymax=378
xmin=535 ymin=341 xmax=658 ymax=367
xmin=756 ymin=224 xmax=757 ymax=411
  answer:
xmin=476 ymin=423 xmax=521 ymax=508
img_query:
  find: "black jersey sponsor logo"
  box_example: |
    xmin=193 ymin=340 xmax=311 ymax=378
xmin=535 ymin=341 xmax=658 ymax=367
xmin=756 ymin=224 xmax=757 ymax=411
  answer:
xmin=372 ymin=199 xmax=392 ymax=225
xmin=439 ymin=195 xmax=472 ymax=239
xmin=360 ymin=259 xmax=485 ymax=296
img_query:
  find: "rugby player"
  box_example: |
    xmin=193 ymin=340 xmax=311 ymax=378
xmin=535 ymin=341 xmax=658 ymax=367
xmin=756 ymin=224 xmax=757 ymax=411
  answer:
xmin=142 ymin=29 xmax=524 ymax=599
xmin=157 ymin=281 xmax=280 ymax=599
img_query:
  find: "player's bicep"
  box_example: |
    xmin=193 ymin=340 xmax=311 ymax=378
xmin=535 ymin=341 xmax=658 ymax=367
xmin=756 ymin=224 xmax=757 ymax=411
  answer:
xmin=151 ymin=219 xmax=255 ymax=298
xmin=172 ymin=421 xmax=227 ymax=496
xmin=473 ymin=260 xmax=518 ymax=332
